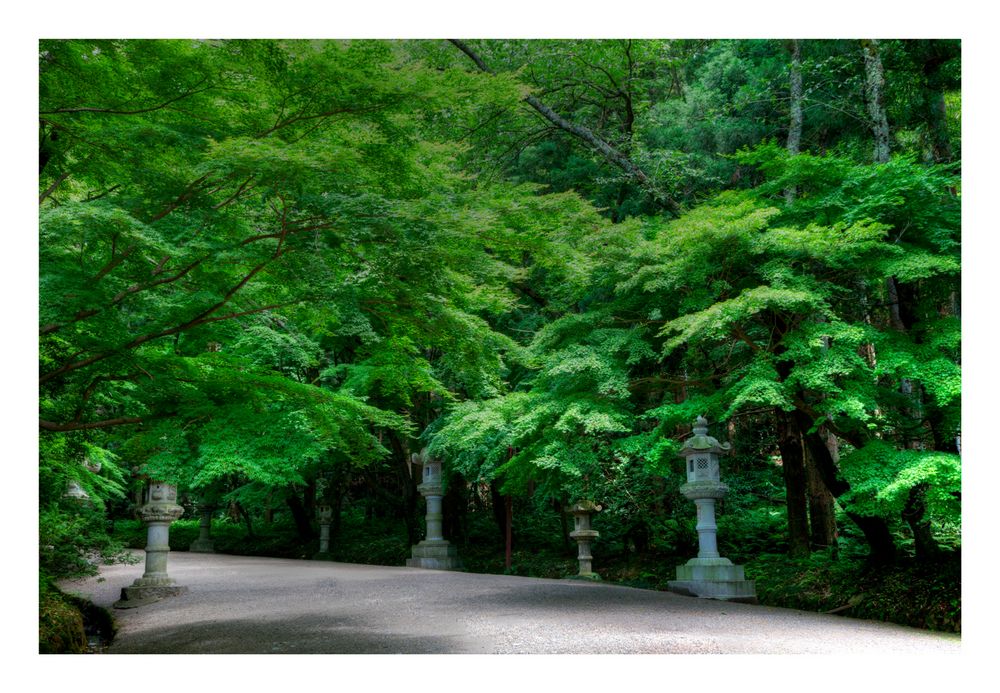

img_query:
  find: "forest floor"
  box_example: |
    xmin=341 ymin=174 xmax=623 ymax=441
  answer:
xmin=60 ymin=551 xmax=960 ymax=654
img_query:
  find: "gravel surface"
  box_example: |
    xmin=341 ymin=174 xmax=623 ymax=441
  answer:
xmin=61 ymin=551 xmax=961 ymax=654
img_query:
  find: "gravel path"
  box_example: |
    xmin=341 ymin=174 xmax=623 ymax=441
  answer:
xmin=61 ymin=551 xmax=961 ymax=654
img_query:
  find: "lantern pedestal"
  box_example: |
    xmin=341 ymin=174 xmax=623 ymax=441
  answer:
xmin=314 ymin=505 xmax=334 ymax=559
xmin=668 ymin=557 xmax=757 ymax=602
xmin=407 ymin=539 xmax=463 ymax=570
xmin=667 ymin=417 xmax=756 ymax=603
xmin=189 ymin=504 xmax=215 ymax=553
xmin=406 ymin=450 xmax=462 ymax=571
xmin=566 ymin=500 xmax=602 ymax=580
xmin=115 ymin=482 xmax=187 ymax=609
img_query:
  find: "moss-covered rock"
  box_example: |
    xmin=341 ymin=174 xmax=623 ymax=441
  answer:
xmin=39 ymin=588 xmax=87 ymax=654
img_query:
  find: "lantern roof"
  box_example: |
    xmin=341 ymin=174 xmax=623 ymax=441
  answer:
xmin=569 ymin=500 xmax=602 ymax=514
xmin=677 ymin=415 xmax=732 ymax=456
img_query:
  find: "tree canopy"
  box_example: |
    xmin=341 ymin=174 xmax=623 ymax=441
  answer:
xmin=39 ymin=39 xmax=960 ymax=599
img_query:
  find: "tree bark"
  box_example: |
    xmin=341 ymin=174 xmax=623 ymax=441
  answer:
xmin=794 ymin=410 xmax=897 ymax=564
xmin=286 ymin=488 xmax=316 ymax=540
xmin=776 ymin=410 xmax=811 ymax=557
xmin=805 ymin=447 xmax=837 ymax=548
xmin=902 ymin=483 xmax=942 ymax=562
xmin=489 ymin=480 xmax=507 ymax=547
xmin=784 ymin=39 xmax=804 ymax=205
xmin=387 ymin=431 xmax=420 ymax=545
xmin=861 ymin=39 xmax=891 ymax=164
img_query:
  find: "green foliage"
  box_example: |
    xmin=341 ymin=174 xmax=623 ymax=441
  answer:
xmin=748 ymin=545 xmax=961 ymax=632
xmin=39 ymin=39 xmax=961 ymax=634
xmin=839 ymin=442 xmax=961 ymax=522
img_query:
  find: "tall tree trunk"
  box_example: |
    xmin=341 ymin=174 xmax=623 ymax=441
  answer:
xmin=235 ymin=501 xmax=254 ymax=538
xmin=784 ymin=39 xmax=804 ymax=205
xmin=794 ymin=409 xmax=897 ymax=564
xmin=805 ymin=447 xmax=837 ymax=548
xmin=861 ymin=39 xmax=891 ymax=164
xmin=387 ymin=431 xmax=419 ymax=546
xmin=443 ymin=474 xmax=467 ymax=545
xmin=924 ymin=88 xmax=952 ymax=163
xmin=903 ymin=483 xmax=942 ymax=562
xmin=776 ymin=410 xmax=811 ymax=557
xmin=556 ymin=498 xmax=571 ymax=551
xmin=489 ymin=479 xmax=507 ymax=547
xmin=286 ymin=488 xmax=316 ymax=541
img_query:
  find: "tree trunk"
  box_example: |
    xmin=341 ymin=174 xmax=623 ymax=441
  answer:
xmin=443 ymin=474 xmax=467 ymax=545
xmin=505 ymin=494 xmax=513 ymax=569
xmin=286 ymin=488 xmax=316 ymax=541
xmin=794 ymin=410 xmax=897 ymax=564
xmin=236 ymin=501 xmax=254 ymax=538
xmin=784 ymin=39 xmax=804 ymax=205
xmin=861 ymin=39 xmax=891 ymax=164
xmin=924 ymin=88 xmax=952 ymax=163
xmin=776 ymin=410 xmax=811 ymax=557
xmin=805 ymin=447 xmax=837 ymax=548
xmin=387 ymin=431 xmax=419 ymax=546
xmin=556 ymin=498 xmax=571 ymax=551
xmin=903 ymin=483 xmax=942 ymax=561
xmin=489 ymin=479 xmax=507 ymax=547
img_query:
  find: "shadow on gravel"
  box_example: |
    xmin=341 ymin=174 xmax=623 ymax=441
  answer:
xmin=109 ymin=613 xmax=462 ymax=654
xmin=447 ymin=581 xmax=727 ymax=614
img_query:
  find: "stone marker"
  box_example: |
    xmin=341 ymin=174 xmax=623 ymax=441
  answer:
xmin=667 ymin=416 xmax=757 ymax=602
xmin=115 ymin=482 xmax=188 ymax=608
xmin=188 ymin=502 xmax=216 ymax=553
xmin=567 ymin=500 xmax=602 ymax=579
xmin=406 ymin=449 xmax=462 ymax=570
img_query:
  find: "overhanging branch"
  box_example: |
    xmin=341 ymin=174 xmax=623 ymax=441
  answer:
xmin=448 ymin=39 xmax=678 ymax=212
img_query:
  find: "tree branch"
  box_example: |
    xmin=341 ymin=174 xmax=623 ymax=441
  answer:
xmin=40 ymin=79 xmax=213 ymax=116
xmin=39 ymin=172 xmax=70 ymax=205
xmin=448 ymin=39 xmax=679 ymax=213
xmin=40 ymin=416 xmax=144 ymax=432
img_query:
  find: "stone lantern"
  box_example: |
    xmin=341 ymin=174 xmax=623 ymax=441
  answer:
xmin=64 ymin=480 xmax=89 ymax=501
xmin=115 ymin=481 xmax=187 ymax=608
xmin=189 ymin=501 xmax=216 ymax=553
xmin=567 ymin=500 xmax=602 ymax=579
xmin=63 ymin=455 xmax=102 ymax=502
xmin=405 ymin=448 xmax=462 ymax=570
xmin=667 ymin=416 xmax=756 ymax=602
xmin=315 ymin=504 xmax=334 ymax=558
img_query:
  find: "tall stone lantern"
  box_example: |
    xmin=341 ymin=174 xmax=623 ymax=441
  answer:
xmin=315 ymin=504 xmax=334 ymax=558
xmin=667 ymin=416 xmax=756 ymax=602
xmin=405 ymin=449 xmax=462 ymax=570
xmin=115 ymin=481 xmax=188 ymax=608
xmin=567 ymin=500 xmax=602 ymax=579
xmin=188 ymin=501 xmax=216 ymax=553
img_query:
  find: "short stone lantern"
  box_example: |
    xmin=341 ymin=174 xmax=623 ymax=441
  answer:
xmin=115 ymin=481 xmax=188 ymax=608
xmin=64 ymin=455 xmax=102 ymax=502
xmin=315 ymin=504 xmax=334 ymax=558
xmin=667 ymin=416 xmax=756 ymax=602
xmin=406 ymin=448 xmax=462 ymax=570
xmin=189 ymin=502 xmax=216 ymax=553
xmin=64 ymin=480 xmax=89 ymax=501
xmin=567 ymin=500 xmax=602 ymax=579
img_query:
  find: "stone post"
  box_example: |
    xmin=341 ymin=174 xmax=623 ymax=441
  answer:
xmin=567 ymin=500 xmax=601 ymax=579
xmin=406 ymin=448 xmax=462 ymax=570
xmin=315 ymin=504 xmax=333 ymax=558
xmin=189 ymin=503 xmax=215 ymax=553
xmin=667 ymin=416 xmax=756 ymax=602
xmin=115 ymin=482 xmax=187 ymax=608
